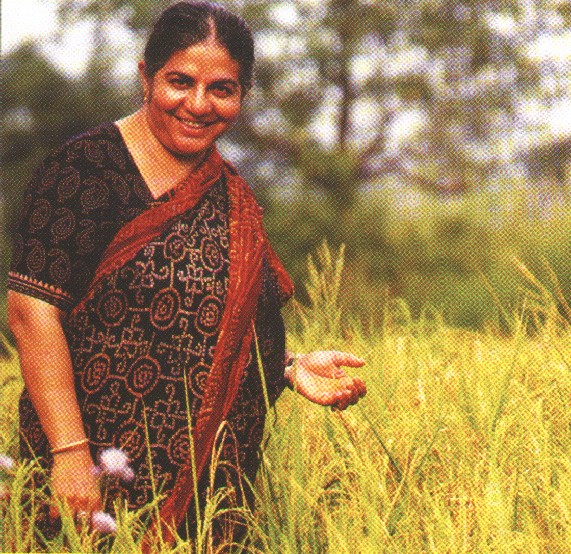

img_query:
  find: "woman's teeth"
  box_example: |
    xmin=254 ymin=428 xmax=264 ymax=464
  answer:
xmin=177 ymin=117 xmax=209 ymax=128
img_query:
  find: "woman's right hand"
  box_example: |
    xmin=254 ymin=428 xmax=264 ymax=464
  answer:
xmin=7 ymin=292 xmax=102 ymax=519
xmin=49 ymin=448 xmax=102 ymax=520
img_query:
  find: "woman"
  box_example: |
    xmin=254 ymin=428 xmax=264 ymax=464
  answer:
xmin=7 ymin=1 xmax=366 ymax=548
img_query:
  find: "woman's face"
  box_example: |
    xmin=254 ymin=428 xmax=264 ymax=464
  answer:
xmin=140 ymin=38 xmax=243 ymax=159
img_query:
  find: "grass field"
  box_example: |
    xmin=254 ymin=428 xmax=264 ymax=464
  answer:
xmin=3 ymin=245 xmax=571 ymax=552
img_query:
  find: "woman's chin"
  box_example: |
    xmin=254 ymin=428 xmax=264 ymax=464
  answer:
xmin=147 ymin=117 xmax=221 ymax=160
xmin=167 ymin=138 xmax=215 ymax=160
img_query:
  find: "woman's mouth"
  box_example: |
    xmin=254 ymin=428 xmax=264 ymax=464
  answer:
xmin=174 ymin=115 xmax=214 ymax=130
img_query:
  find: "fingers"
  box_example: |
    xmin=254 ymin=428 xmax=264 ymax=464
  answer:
xmin=294 ymin=367 xmax=341 ymax=405
xmin=353 ymin=376 xmax=367 ymax=398
xmin=49 ymin=495 xmax=79 ymax=521
xmin=49 ymin=489 xmax=102 ymax=522
xmin=298 ymin=351 xmax=365 ymax=379
xmin=298 ymin=352 xmax=344 ymax=378
xmin=331 ymin=376 xmax=367 ymax=411
xmin=330 ymin=351 xmax=366 ymax=369
xmin=294 ymin=362 xmax=367 ymax=409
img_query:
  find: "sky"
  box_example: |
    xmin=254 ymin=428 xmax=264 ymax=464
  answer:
xmin=2 ymin=0 xmax=59 ymax=52
xmin=1 ymin=0 xmax=136 ymax=77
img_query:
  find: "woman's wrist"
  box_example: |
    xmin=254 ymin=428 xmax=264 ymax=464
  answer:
xmin=284 ymin=351 xmax=299 ymax=388
xmin=51 ymin=438 xmax=90 ymax=455
xmin=52 ymin=447 xmax=93 ymax=463
xmin=284 ymin=350 xmax=296 ymax=366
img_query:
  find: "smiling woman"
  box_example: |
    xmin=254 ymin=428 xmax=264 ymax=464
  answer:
xmin=6 ymin=1 xmax=367 ymax=551
xmin=145 ymin=40 xmax=242 ymax=142
xmin=118 ymin=38 xmax=244 ymax=200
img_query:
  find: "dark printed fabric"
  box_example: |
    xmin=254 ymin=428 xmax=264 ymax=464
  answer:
xmin=8 ymin=122 xmax=174 ymax=311
xmin=12 ymin=123 xmax=287 ymax=539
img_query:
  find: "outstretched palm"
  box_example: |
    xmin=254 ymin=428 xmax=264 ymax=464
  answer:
xmin=288 ymin=351 xmax=366 ymax=410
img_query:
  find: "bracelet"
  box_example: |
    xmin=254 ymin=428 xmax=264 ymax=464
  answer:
xmin=51 ymin=438 xmax=90 ymax=455
xmin=284 ymin=362 xmax=294 ymax=383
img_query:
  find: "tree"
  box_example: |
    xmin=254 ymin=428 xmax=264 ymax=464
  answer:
xmin=5 ymin=0 xmax=559 ymax=210
xmin=2 ymin=0 xmax=568 ymax=328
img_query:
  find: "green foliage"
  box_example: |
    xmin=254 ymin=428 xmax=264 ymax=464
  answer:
xmin=1 ymin=0 xmax=568 ymax=333
xmin=4 ymin=248 xmax=571 ymax=551
xmin=263 ymin=182 xmax=571 ymax=331
xmin=298 ymin=145 xmax=360 ymax=208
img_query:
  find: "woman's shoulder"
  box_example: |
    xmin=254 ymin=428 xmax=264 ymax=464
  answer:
xmin=40 ymin=121 xmax=129 ymax=173
xmin=19 ymin=119 xmax=150 ymax=225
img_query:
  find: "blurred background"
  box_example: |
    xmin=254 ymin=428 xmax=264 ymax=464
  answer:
xmin=2 ymin=0 xmax=571 ymax=331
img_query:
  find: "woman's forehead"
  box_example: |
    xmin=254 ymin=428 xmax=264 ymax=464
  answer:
xmin=159 ymin=40 xmax=241 ymax=80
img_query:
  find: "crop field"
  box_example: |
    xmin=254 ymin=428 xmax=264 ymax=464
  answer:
xmin=2 ymin=247 xmax=571 ymax=553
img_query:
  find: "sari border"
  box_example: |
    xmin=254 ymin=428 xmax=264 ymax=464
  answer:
xmin=142 ymin=166 xmax=267 ymax=549
xmin=7 ymin=271 xmax=75 ymax=311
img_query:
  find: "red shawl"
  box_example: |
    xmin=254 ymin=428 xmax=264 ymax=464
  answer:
xmin=70 ymin=147 xmax=293 ymax=548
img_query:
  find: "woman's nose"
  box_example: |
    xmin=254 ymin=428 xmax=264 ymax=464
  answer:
xmin=183 ymin=88 xmax=213 ymax=117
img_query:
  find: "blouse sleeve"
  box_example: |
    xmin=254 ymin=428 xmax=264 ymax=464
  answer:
xmin=7 ymin=151 xmax=105 ymax=312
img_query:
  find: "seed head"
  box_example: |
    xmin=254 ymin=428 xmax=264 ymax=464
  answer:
xmin=91 ymin=511 xmax=117 ymax=533
xmin=0 ymin=454 xmax=15 ymax=471
xmin=99 ymin=448 xmax=130 ymax=478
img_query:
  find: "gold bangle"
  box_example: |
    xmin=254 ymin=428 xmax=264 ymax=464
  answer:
xmin=51 ymin=438 xmax=90 ymax=455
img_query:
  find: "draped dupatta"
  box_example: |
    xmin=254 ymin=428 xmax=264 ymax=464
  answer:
xmin=69 ymin=148 xmax=293 ymax=548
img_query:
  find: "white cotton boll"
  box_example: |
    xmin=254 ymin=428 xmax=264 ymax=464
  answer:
xmin=0 ymin=454 xmax=15 ymax=471
xmin=119 ymin=466 xmax=135 ymax=483
xmin=91 ymin=511 xmax=117 ymax=533
xmin=99 ymin=448 xmax=130 ymax=477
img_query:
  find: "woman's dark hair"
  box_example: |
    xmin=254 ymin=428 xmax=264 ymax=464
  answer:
xmin=144 ymin=2 xmax=255 ymax=93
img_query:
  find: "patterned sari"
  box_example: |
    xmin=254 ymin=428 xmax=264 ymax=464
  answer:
xmin=10 ymin=124 xmax=293 ymax=548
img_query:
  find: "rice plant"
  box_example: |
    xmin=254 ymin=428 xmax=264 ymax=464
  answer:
xmin=3 ymin=244 xmax=571 ymax=552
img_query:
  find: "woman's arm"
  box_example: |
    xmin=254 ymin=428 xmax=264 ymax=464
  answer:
xmin=8 ymin=291 xmax=101 ymax=516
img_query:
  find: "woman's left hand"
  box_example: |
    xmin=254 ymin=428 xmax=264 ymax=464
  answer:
xmin=287 ymin=351 xmax=366 ymax=410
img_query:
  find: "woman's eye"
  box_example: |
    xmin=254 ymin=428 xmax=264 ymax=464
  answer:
xmin=170 ymin=78 xmax=190 ymax=88
xmin=212 ymin=85 xmax=234 ymax=97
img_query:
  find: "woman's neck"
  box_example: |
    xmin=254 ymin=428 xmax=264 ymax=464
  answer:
xmin=115 ymin=108 xmax=206 ymax=199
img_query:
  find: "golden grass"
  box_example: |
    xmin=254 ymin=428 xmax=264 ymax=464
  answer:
xmin=2 ymin=244 xmax=571 ymax=552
